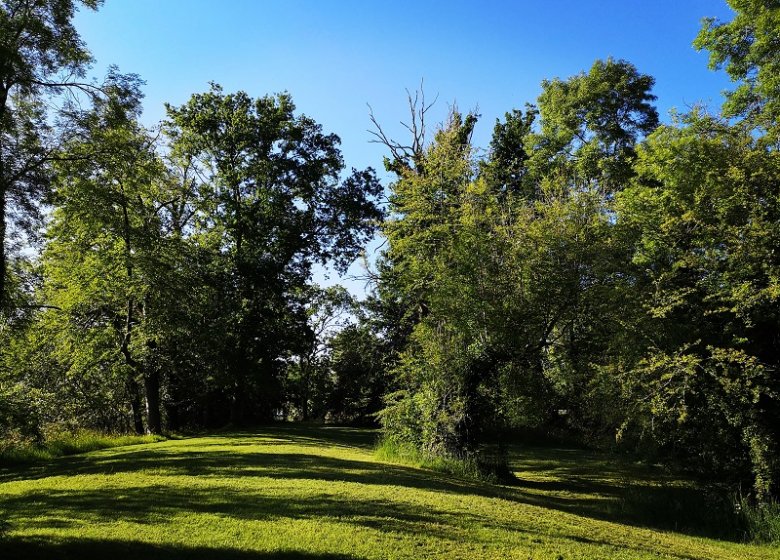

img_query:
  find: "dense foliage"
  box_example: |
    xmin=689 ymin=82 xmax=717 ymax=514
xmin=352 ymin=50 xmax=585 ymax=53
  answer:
xmin=372 ymin=2 xmax=780 ymax=503
xmin=1 ymin=0 xmax=779 ymax=521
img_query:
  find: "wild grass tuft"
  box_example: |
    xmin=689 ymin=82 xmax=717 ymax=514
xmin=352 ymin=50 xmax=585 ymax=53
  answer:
xmin=736 ymin=495 xmax=780 ymax=545
xmin=0 ymin=427 xmax=165 ymax=465
xmin=374 ymin=438 xmax=511 ymax=483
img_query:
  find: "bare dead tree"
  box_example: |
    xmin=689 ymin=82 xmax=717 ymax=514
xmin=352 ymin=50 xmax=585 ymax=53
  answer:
xmin=367 ymin=81 xmax=438 ymax=176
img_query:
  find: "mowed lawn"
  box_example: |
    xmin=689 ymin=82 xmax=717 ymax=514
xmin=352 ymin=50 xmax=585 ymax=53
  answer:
xmin=0 ymin=426 xmax=776 ymax=560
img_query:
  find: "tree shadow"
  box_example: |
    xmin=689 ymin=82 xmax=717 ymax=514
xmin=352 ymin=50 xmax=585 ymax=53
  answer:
xmin=2 ymin=537 xmax=365 ymax=560
xmin=503 ymin=444 xmax=740 ymax=539
xmin=206 ymin=424 xmax=381 ymax=450
xmin=0 ymin=471 xmax=700 ymax=560
xmin=0 ymin=426 xmax=744 ymax=547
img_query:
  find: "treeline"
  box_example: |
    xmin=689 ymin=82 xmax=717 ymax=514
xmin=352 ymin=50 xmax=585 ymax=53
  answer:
xmin=0 ymin=2 xmax=385 ymax=437
xmin=368 ymin=1 xmax=780 ymax=503
xmin=1 ymin=0 xmax=779 ymax=507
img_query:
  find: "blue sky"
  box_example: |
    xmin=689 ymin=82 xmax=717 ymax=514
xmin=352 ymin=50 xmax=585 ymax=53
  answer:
xmin=74 ymin=0 xmax=737 ymax=291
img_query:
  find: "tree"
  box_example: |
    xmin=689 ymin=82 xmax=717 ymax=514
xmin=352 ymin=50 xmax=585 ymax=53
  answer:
xmin=43 ymin=78 xmax=170 ymax=434
xmin=327 ymin=321 xmax=392 ymax=425
xmin=164 ymin=85 xmax=383 ymax=424
xmin=481 ymin=105 xmax=537 ymax=199
xmin=526 ymin=58 xmax=658 ymax=192
xmin=376 ymin=68 xmax=655 ymax=464
xmin=616 ymin=110 xmax=780 ymax=500
xmin=0 ymin=0 xmax=102 ymax=309
xmin=695 ymin=0 xmax=780 ymax=138
xmin=286 ymin=285 xmax=354 ymax=421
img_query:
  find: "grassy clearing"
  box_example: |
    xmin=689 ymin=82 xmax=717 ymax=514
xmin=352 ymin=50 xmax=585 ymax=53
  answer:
xmin=0 ymin=425 xmax=777 ymax=559
xmin=0 ymin=429 xmax=166 ymax=464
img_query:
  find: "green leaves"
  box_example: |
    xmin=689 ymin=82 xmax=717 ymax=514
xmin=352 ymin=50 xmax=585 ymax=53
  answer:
xmin=1 ymin=0 xmax=104 ymax=309
xmin=695 ymin=1 xmax=780 ymax=137
xmin=160 ymin=86 xmax=384 ymax=423
xmin=615 ymin=107 xmax=780 ymax=499
xmin=527 ymin=58 xmax=659 ymax=192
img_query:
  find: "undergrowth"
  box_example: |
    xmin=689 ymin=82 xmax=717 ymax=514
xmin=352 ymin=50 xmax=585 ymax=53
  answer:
xmin=374 ymin=438 xmax=512 ymax=484
xmin=737 ymin=495 xmax=780 ymax=545
xmin=0 ymin=427 xmax=165 ymax=465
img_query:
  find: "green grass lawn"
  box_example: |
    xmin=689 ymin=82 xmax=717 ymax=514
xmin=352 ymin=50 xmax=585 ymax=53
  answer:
xmin=0 ymin=425 xmax=776 ymax=559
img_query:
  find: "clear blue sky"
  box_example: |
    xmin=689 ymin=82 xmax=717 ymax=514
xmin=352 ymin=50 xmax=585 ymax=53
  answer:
xmin=74 ymin=0 xmax=737 ymax=291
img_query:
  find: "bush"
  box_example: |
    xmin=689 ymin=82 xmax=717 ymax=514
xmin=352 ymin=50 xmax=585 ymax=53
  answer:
xmin=0 ymin=384 xmax=48 ymax=443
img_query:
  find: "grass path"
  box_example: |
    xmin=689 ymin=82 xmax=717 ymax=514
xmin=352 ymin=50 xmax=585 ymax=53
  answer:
xmin=0 ymin=426 xmax=776 ymax=559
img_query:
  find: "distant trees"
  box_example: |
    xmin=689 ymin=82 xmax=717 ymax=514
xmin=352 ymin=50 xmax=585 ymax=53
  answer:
xmin=162 ymin=86 xmax=383 ymax=425
xmin=1 ymin=81 xmax=385 ymax=431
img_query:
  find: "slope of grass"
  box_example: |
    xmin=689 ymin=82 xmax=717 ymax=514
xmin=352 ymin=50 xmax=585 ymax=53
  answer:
xmin=0 ymin=425 xmax=776 ymax=559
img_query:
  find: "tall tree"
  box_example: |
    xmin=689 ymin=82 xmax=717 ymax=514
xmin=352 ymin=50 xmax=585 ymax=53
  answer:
xmin=616 ymin=111 xmax=780 ymax=500
xmin=0 ymin=0 xmax=102 ymax=309
xmin=481 ymin=105 xmax=537 ymax=199
xmin=44 ymin=78 xmax=169 ymax=434
xmin=165 ymin=85 xmax=383 ymax=424
xmin=526 ymin=58 xmax=658 ymax=192
xmin=377 ymin=63 xmax=658 ymax=463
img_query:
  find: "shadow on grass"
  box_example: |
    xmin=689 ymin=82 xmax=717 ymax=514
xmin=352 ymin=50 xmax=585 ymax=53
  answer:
xmin=505 ymin=445 xmax=741 ymax=539
xmin=0 ymin=424 xmax=743 ymax=547
xmin=0 ymin=477 xmax=693 ymax=560
xmin=211 ymin=424 xmax=381 ymax=450
xmin=2 ymin=537 xmax=364 ymax=560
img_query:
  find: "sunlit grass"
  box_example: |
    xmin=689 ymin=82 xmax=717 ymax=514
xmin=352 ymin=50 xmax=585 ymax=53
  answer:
xmin=0 ymin=425 xmax=776 ymax=559
xmin=374 ymin=438 xmax=493 ymax=481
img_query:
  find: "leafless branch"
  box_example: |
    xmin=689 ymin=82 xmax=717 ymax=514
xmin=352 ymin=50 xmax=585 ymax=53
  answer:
xmin=367 ymin=79 xmax=438 ymax=175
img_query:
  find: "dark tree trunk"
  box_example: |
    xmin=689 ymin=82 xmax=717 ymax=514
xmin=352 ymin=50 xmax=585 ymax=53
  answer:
xmin=120 ymin=298 xmax=148 ymax=434
xmin=229 ymin=352 xmax=249 ymax=425
xmin=0 ymin=87 xmax=6 ymax=309
xmin=0 ymin=188 xmax=6 ymax=309
xmin=301 ymin=360 xmax=310 ymax=421
xmin=127 ymin=376 xmax=145 ymax=435
xmin=230 ymin=386 xmax=247 ymax=425
xmin=117 ymin=184 xmax=163 ymax=434
xmin=165 ymin=379 xmax=182 ymax=432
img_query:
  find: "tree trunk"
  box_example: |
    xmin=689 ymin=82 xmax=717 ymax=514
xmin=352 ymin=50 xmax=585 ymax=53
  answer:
xmin=117 ymin=183 xmax=162 ymax=434
xmin=165 ymin=378 xmax=181 ymax=432
xmin=144 ymin=369 xmax=162 ymax=434
xmin=229 ymin=351 xmax=249 ymax=425
xmin=0 ymin=87 xmax=7 ymax=309
xmin=127 ymin=376 xmax=145 ymax=435
xmin=230 ymin=384 xmax=246 ymax=425
xmin=0 ymin=187 xmax=6 ymax=309
xmin=301 ymin=360 xmax=310 ymax=421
